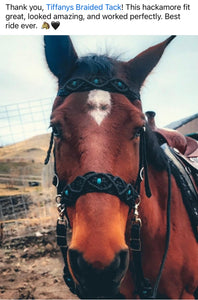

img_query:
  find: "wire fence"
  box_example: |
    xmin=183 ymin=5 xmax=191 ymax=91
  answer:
xmin=0 ymin=187 xmax=56 ymax=242
xmin=0 ymin=97 xmax=56 ymax=243
xmin=0 ymin=97 xmax=54 ymax=146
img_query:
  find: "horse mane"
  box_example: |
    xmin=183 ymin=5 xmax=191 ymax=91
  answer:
xmin=145 ymin=125 xmax=168 ymax=171
xmin=74 ymin=55 xmax=116 ymax=78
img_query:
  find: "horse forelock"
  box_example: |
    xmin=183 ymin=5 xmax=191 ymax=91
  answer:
xmin=51 ymin=55 xmax=116 ymax=111
xmin=51 ymin=50 xmax=141 ymax=118
xmin=74 ymin=55 xmax=115 ymax=78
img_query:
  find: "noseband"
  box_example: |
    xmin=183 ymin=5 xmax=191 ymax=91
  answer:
xmin=58 ymin=172 xmax=139 ymax=209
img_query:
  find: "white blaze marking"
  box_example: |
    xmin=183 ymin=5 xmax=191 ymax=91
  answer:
xmin=87 ymin=90 xmax=111 ymax=125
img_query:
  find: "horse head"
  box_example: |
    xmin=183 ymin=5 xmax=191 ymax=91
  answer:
xmin=44 ymin=35 xmax=175 ymax=298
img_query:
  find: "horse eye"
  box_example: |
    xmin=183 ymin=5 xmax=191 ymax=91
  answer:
xmin=134 ymin=128 xmax=142 ymax=138
xmin=51 ymin=124 xmax=62 ymax=138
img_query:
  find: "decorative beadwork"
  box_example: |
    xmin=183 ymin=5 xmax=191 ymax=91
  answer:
xmin=97 ymin=177 xmax=102 ymax=185
xmin=71 ymin=80 xmax=77 ymax=87
xmin=61 ymin=172 xmax=139 ymax=208
xmin=93 ymin=78 xmax=99 ymax=84
xmin=57 ymin=77 xmax=140 ymax=102
xmin=128 ymin=189 xmax=132 ymax=195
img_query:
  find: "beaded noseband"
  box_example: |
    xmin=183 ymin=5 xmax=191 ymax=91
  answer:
xmin=57 ymin=172 xmax=139 ymax=212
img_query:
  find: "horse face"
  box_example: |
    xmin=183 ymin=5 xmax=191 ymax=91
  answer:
xmin=51 ymin=91 xmax=144 ymax=297
xmin=44 ymin=35 xmax=175 ymax=298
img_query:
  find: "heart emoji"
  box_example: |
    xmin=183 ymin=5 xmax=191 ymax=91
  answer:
xmin=51 ymin=21 xmax=60 ymax=30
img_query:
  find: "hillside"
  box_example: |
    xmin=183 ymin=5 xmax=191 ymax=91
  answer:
xmin=0 ymin=133 xmax=51 ymax=164
xmin=0 ymin=133 xmax=53 ymax=195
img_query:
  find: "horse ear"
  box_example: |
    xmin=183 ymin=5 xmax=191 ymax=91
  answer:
xmin=44 ymin=35 xmax=78 ymax=85
xmin=126 ymin=35 xmax=176 ymax=89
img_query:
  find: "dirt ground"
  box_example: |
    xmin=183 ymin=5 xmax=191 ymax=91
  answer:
xmin=0 ymin=231 xmax=78 ymax=299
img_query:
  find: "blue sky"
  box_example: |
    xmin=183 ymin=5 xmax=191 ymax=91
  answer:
xmin=0 ymin=35 xmax=197 ymax=144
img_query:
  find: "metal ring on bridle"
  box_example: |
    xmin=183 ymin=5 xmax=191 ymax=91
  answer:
xmin=140 ymin=167 xmax=144 ymax=181
xmin=54 ymin=173 xmax=59 ymax=188
xmin=56 ymin=194 xmax=62 ymax=204
xmin=135 ymin=195 xmax=141 ymax=207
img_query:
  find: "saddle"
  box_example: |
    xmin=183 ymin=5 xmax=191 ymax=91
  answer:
xmin=146 ymin=112 xmax=198 ymax=241
xmin=146 ymin=111 xmax=198 ymax=241
xmin=156 ymin=131 xmax=198 ymax=241
xmin=155 ymin=127 xmax=198 ymax=161
xmin=153 ymin=125 xmax=198 ymax=180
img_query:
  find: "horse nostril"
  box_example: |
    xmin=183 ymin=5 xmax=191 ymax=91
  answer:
xmin=68 ymin=249 xmax=84 ymax=282
xmin=68 ymin=248 xmax=129 ymax=285
xmin=114 ymin=249 xmax=129 ymax=281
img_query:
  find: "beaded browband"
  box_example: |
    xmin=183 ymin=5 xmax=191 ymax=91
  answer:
xmin=57 ymin=77 xmax=140 ymax=102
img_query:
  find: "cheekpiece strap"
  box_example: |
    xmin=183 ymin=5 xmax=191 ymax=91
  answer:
xmin=61 ymin=172 xmax=139 ymax=209
xmin=57 ymin=77 xmax=140 ymax=102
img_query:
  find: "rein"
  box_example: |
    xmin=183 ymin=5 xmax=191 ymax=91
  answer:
xmin=44 ymin=79 xmax=172 ymax=298
xmin=131 ymin=160 xmax=172 ymax=299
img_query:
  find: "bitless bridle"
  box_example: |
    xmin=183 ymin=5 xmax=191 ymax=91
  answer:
xmin=45 ymin=76 xmax=172 ymax=299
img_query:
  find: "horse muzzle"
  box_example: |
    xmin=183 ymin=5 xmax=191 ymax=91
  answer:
xmin=68 ymin=248 xmax=129 ymax=299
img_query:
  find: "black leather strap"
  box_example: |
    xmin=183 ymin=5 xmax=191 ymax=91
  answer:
xmin=131 ymin=159 xmax=172 ymax=299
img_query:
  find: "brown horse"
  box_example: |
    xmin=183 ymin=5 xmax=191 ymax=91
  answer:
xmin=44 ymin=36 xmax=198 ymax=299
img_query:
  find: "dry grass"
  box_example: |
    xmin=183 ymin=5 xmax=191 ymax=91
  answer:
xmin=0 ymin=133 xmax=51 ymax=164
xmin=0 ymin=133 xmax=56 ymax=239
xmin=0 ymin=133 xmax=53 ymax=196
xmin=0 ymin=183 xmax=42 ymax=196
